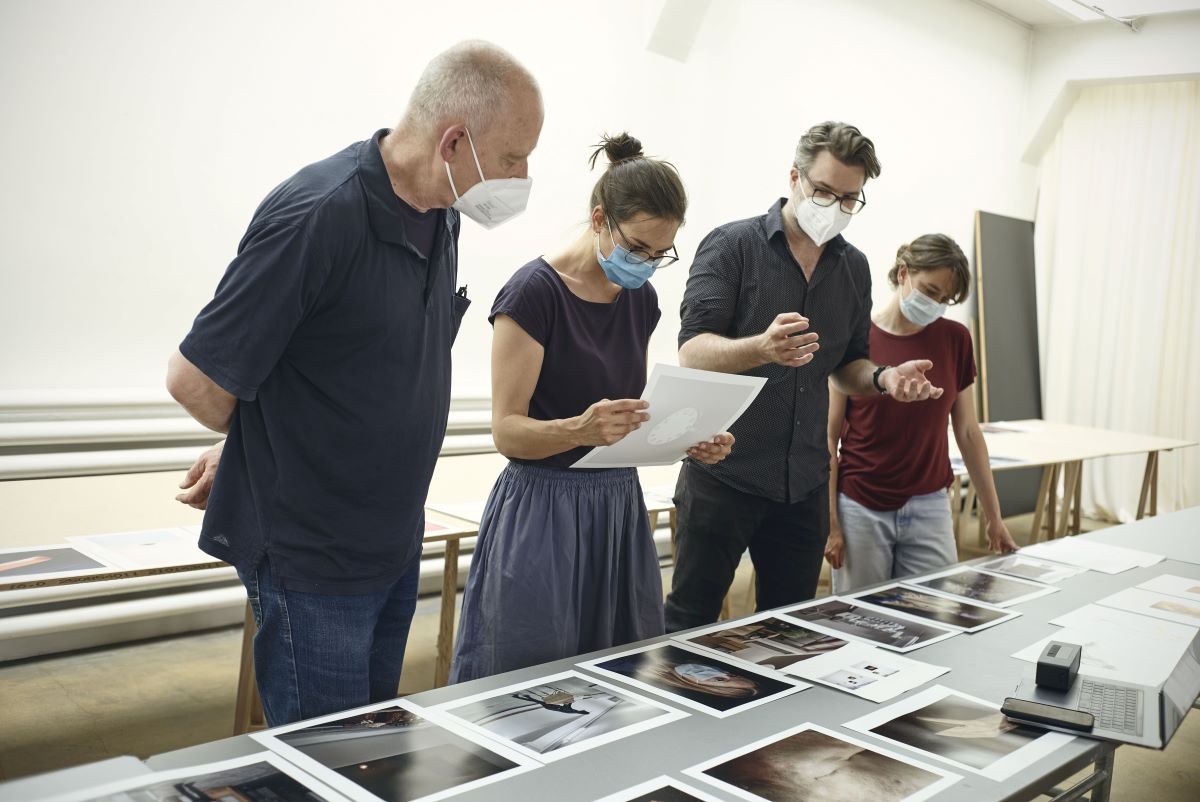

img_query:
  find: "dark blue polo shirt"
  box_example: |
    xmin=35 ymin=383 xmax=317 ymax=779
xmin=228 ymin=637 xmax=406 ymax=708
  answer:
xmin=180 ymin=130 xmax=469 ymax=594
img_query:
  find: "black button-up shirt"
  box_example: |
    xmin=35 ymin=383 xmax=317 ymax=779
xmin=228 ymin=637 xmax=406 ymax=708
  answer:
xmin=678 ymin=198 xmax=872 ymax=503
xmin=181 ymin=130 xmax=468 ymax=594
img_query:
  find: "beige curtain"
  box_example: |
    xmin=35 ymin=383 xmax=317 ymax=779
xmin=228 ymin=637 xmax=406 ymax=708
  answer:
xmin=1035 ymin=80 xmax=1200 ymax=521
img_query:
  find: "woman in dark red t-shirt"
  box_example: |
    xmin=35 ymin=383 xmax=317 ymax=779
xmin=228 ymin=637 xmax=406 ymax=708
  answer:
xmin=824 ymin=234 xmax=1017 ymax=593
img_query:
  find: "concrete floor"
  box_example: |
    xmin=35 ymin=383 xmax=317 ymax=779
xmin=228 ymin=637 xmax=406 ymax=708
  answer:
xmin=2 ymin=513 xmax=1198 ymax=799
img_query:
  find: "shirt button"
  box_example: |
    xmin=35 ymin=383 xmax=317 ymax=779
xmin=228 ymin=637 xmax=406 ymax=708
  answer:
xmin=799 ymin=387 xmax=806 ymax=393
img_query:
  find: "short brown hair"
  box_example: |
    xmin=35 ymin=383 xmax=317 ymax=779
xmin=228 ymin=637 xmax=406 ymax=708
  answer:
xmin=888 ymin=234 xmax=971 ymax=305
xmin=793 ymin=121 xmax=881 ymax=180
xmin=588 ymin=132 xmax=687 ymax=225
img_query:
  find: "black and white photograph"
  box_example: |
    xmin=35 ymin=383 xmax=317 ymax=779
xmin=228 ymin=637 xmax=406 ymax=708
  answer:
xmin=0 ymin=545 xmax=109 ymax=584
xmin=684 ymin=722 xmax=959 ymax=802
xmin=677 ymin=612 xmax=849 ymax=670
xmin=979 ymin=555 xmax=1084 ymax=584
xmin=48 ymin=753 xmax=343 ymax=802
xmin=594 ymin=775 xmax=729 ymax=802
xmin=252 ymin=699 xmax=535 ymax=802
xmin=431 ymin=671 xmax=686 ymax=763
xmin=579 ymin=642 xmax=805 ymax=717
xmin=851 ymin=585 xmax=1019 ymax=632
xmin=910 ymin=566 xmax=1057 ymax=607
xmin=782 ymin=599 xmax=957 ymax=652
xmin=845 ymin=686 xmax=1075 ymax=781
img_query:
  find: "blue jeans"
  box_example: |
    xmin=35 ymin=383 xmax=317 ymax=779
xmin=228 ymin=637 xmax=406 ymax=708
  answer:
xmin=831 ymin=489 xmax=958 ymax=595
xmin=238 ymin=556 xmax=421 ymax=726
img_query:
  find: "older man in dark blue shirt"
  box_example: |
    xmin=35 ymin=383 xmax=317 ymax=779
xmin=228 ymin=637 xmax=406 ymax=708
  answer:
xmin=166 ymin=41 xmax=542 ymax=725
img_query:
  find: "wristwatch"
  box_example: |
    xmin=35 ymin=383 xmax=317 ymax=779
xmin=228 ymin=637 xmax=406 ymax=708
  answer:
xmin=872 ymin=365 xmax=890 ymax=395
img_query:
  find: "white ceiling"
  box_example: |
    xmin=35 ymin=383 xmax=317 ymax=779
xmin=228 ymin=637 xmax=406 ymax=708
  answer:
xmin=978 ymin=0 xmax=1200 ymax=26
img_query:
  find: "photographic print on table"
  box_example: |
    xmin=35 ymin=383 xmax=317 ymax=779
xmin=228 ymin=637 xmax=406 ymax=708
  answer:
xmin=978 ymin=554 xmax=1084 ymax=584
xmin=46 ymin=752 xmax=345 ymax=802
xmin=684 ymin=722 xmax=959 ymax=802
xmin=845 ymin=685 xmax=1074 ymax=782
xmin=780 ymin=640 xmax=949 ymax=703
xmin=0 ymin=544 xmax=110 ymax=585
xmin=594 ymin=775 xmax=729 ymax=802
xmin=578 ymin=641 xmax=806 ymax=717
xmin=1137 ymin=574 xmax=1200 ymax=604
xmin=66 ymin=528 xmax=216 ymax=570
xmin=1096 ymin=587 xmax=1200 ymax=628
xmin=430 ymin=670 xmax=686 ymax=764
xmin=909 ymin=566 xmax=1057 ymax=607
xmin=251 ymin=698 xmax=535 ymax=802
xmin=675 ymin=611 xmax=850 ymax=670
xmin=850 ymin=585 xmax=1019 ymax=632
xmin=781 ymin=599 xmax=957 ymax=652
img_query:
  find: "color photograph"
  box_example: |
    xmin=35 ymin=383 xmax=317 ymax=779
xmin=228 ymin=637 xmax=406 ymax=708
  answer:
xmin=782 ymin=599 xmax=957 ymax=652
xmin=910 ymin=567 xmax=1057 ymax=607
xmin=579 ymin=642 xmax=804 ymax=717
xmin=431 ymin=671 xmax=686 ymax=763
xmin=0 ymin=545 xmax=109 ymax=584
xmin=846 ymin=686 xmax=1075 ymax=781
xmin=253 ymin=699 xmax=536 ymax=802
xmin=685 ymin=723 xmax=959 ymax=802
xmin=678 ymin=613 xmax=849 ymax=670
xmin=851 ymin=585 xmax=1018 ymax=632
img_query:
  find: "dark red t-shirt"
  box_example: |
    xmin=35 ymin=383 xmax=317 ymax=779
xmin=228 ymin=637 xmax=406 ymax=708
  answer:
xmin=837 ymin=318 xmax=977 ymax=511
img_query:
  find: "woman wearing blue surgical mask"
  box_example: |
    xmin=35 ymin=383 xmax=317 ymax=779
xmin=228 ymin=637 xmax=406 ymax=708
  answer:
xmin=450 ymin=133 xmax=735 ymax=683
xmin=825 ymin=234 xmax=1017 ymax=594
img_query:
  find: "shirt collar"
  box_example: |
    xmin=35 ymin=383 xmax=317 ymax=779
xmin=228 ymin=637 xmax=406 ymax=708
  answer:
xmin=358 ymin=129 xmax=457 ymax=250
xmin=765 ymin=197 xmax=848 ymax=257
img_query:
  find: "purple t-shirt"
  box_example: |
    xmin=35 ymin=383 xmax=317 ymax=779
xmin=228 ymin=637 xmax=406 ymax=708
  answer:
xmin=490 ymin=257 xmax=662 ymax=469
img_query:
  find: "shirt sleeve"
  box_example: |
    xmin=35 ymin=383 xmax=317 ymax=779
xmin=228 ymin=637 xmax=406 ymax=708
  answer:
xmin=179 ymin=221 xmax=331 ymax=401
xmin=489 ymin=266 xmax=555 ymax=346
xmin=957 ymin=323 xmax=979 ymax=392
xmin=838 ymin=256 xmax=873 ymax=368
xmin=678 ymin=227 xmax=740 ymax=348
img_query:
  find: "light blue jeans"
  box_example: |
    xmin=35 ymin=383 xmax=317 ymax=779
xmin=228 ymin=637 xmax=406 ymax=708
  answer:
xmin=831 ymin=489 xmax=958 ymax=595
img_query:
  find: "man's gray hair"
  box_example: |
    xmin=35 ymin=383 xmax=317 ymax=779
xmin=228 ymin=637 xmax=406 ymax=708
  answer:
xmin=404 ymin=40 xmax=540 ymax=134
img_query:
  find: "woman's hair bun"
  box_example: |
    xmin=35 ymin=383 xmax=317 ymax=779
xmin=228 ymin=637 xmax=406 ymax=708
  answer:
xmin=589 ymin=132 xmax=644 ymax=169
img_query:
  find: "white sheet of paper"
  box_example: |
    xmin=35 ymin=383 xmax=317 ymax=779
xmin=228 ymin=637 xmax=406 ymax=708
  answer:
xmin=844 ymin=685 xmax=1074 ymax=782
xmin=41 ymin=752 xmax=349 ymax=802
xmin=1019 ymin=538 xmax=1163 ymax=574
xmin=67 ymin=528 xmax=214 ymax=570
xmin=1137 ymin=574 xmax=1200 ymax=604
xmin=571 ymin=364 xmax=765 ymax=468
xmin=1095 ymin=587 xmax=1200 ymax=628
xmin=1012 ymin=606 xmax=1196 ymax=686
xmin=780 ymin=640 xmax=949 ymax=702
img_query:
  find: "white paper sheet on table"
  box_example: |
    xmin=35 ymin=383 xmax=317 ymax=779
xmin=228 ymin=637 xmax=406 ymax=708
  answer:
xmin=1019 ymin=538 xmax=1163 ymax=574
xmin=67 ymin=528 xmax=214 ymax=570
xmin=1095 ymin=587 xmax=1200 ymax=628
xmin=780 ymin=639 xmax=949 ymax=702
xmin=1137 ymin=574 xmax=1200 ymax=604
xmin=1013 ymin=604 xmax=1196 ymax=685
xmin=571 ymin=364 xmax=765 ymax=468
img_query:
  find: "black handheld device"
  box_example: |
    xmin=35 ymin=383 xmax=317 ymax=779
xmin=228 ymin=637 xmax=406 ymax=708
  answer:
xmin=1002 ymin=697 xmax=1095 ymax=732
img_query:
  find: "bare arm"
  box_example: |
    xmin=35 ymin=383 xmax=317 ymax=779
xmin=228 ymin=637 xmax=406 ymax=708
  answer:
xmin=831 ymin=358 xmax=945 ymax=402
xmin=824 ymin=382 xmax=848 ymax=569
xmin=490 ymin=315 xmax=649 ymax=460
xmin=950 ymin=385 xmax=1018 ymax=553
xmin=166 ymin=349 xmax=236 ymax=434
xmin=679 ymin=313 xmax=819 ymax=374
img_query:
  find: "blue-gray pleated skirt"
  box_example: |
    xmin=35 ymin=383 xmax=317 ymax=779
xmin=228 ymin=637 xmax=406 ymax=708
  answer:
xmin=449 ymin=461 xmax=665 ymax=683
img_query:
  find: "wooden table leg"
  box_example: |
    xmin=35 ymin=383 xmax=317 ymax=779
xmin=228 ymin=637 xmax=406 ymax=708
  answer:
xmin=233 ymin=600 xmax=257 ymax=735
xmin=434 ymin=538 xmax=461 ymax=689
xmin=1150 ymin=451 xmax=1159 ymax=517
xmin=1137 ymin=451 xmax=1158 ymax=520
xmin=1055 ymin=461 xmax=1081 ymax=540
xmin=1029 ymin=465 xmax=1054 ymax=545
xmin=1072 ymin=461 xmax=1083 ymax=535
xmin=1045 ymin=463 xmax=1060 ymax=541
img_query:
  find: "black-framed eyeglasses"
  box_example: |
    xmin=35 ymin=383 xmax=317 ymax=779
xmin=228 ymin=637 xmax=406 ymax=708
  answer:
xmin=609 ymin=219 xmax=680 ymax=268
xmin=801 ymin=170 xmax=867 ymax=215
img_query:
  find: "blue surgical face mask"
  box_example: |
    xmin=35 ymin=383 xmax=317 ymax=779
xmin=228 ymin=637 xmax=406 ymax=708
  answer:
xmin=899 ymin=275 xmax=948 ymax=327
xmin=596 ymin=223 xmax=659 ymax=289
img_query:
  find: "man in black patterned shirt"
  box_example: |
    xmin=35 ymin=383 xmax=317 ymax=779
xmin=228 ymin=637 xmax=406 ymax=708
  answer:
xmin=664 ymin=122 xmax=942 ymax=632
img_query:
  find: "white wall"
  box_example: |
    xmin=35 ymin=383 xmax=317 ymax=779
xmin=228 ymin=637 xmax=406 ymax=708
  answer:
xmin=0 ymin=0 xmax=1036 ymax=399
xmin=1023 ymin=11 xmax=1200 ymax=161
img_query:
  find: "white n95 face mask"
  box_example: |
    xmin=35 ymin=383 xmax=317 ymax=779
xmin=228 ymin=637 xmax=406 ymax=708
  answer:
xmin=445 ymin=128 xmax=531 ymax=230
xmin=794 ymin=183 xmax=852 ymax=246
